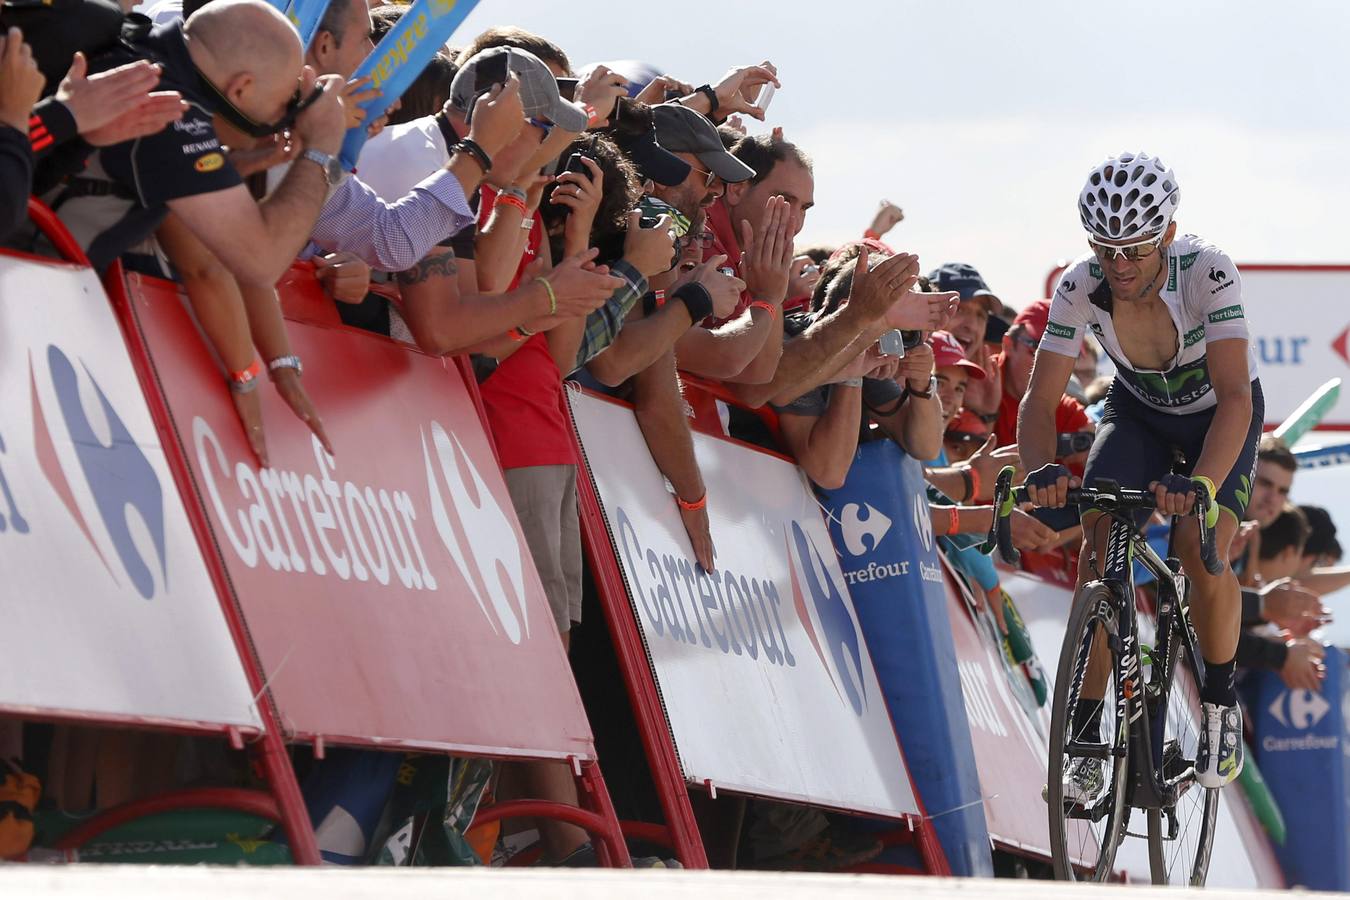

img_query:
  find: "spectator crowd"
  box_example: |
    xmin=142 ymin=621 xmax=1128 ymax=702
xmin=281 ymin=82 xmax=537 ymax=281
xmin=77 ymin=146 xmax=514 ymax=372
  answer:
xmin=1 ymin=0 xmax=1345 ymax=873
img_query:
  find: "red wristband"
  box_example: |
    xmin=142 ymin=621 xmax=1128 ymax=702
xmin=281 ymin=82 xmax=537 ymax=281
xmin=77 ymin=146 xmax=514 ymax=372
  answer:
xmin=496 ymin=193 xmax=528 ymax=216
xmin=967 ymin=465 xmax=981 ymax=503
xmin=947 ymin=506 xmax=960 ymax=536
xmin=677 ymin=491 xmax=707 ymax=512
xmin=583 ymin=103 xmax=601 ymax=127
xmin=653 ymin=289 xmax=666 ymax=308
xmin=749 ymin=300 xmax=778 ymax=320
xmin=507 ymin=327 xmax=533 ymax=342
xmin=863 ymin=228 xmax=882 ymax=241
xmin=230 ymin=359 xmax=261 ymax=385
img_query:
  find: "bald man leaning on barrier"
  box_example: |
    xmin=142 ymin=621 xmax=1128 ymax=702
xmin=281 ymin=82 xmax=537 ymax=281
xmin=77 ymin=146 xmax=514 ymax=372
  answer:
xmin=52 ymin=0 xmax=348 ymax=282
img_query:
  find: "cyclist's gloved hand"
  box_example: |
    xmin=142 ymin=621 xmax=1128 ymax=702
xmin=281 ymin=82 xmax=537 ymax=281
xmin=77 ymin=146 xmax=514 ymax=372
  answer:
xmin=1026 ymin=462 xmax=1074 ymax=509
xmin=1149 ymin=472 xmax=1206 ymax=519
xmin=1192 ymin=475 xmax=1220 ymax=529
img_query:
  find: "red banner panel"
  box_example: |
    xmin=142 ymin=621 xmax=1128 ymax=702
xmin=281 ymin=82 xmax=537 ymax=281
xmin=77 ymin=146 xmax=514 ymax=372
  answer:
xmin=122 ymin=272 xmax=593 ymax=760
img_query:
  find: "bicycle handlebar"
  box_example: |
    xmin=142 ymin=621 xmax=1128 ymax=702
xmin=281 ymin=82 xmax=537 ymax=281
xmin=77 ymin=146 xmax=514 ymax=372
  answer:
xmin=979 ymin=466 xmax=1223 ymax=576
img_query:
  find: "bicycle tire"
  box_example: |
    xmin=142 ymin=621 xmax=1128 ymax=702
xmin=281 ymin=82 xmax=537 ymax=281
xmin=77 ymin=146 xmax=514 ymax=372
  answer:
xmin=1145 ymin=603 xmax=1219 ymax=886
xmin=1048 ymin=581 xmax=1131 ymax=881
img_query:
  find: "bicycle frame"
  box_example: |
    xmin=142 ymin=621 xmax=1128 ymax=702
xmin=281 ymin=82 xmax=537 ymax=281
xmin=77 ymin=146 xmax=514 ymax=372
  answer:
xmin=1089 ymin=513 xmax=1208 ymax=813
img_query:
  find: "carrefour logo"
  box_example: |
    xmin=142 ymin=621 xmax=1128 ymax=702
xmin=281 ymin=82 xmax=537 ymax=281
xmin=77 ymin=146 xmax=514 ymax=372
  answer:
xmin=786 ymin=521 xmax=867 ymax=716
xmin=27 ymin=346 xmax=166 ymax=600
xmin=194 ymin=414 xmax=532 ymax=644
xmin=839 ymin=502 xmax=891 ymax=556
xmin=912 ymin=491 xmax=934 ymax=553
xmin=1262 ymin=689 xmax=1339 ymax=753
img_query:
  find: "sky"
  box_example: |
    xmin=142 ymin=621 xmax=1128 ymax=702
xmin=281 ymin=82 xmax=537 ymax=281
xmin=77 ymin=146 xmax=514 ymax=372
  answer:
xmin=453 ymin=0 xmax=1350 ymax=308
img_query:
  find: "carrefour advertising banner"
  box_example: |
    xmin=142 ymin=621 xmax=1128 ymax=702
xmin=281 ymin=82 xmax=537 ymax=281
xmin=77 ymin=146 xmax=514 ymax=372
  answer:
xmin=0 ymin=256 xmax=260 ymax=732
xmin=123 ymin=272 xmax=592 ymax=760
xmin=819 ymin=443 xmax=990 ymax=875
xmin=568 ymin=390 xmax=919 ymax=817
xmin=1252 ymin=647 xmax=1349 ymax=890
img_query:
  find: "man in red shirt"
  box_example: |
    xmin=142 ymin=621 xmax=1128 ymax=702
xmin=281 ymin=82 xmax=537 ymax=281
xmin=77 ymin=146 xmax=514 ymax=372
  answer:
xmin=993 ymin=300 xmax=1094 ymax=476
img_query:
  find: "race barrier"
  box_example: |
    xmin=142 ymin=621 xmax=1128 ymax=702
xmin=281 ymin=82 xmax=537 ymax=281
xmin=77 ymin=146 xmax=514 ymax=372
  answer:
xmin=1250 ymin=647 xmax=1350 ymax=891
xmin=1044 ymin=262 xmax=1350 ymax=430
xmin=1 ymin=201 xmax=629 ymax=866
xmin=567 ymin=386 xmax=946 ymax=873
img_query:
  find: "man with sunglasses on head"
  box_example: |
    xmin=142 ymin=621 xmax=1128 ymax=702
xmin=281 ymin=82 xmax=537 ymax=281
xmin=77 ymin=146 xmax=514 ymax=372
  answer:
xmin=1019 ymin=151 xmax=1262 ymax=797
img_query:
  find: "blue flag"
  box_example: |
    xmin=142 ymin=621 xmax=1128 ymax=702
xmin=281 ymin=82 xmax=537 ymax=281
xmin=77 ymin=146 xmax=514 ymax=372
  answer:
xmin=285 ymin=0 xmax=334 ymax=50
xmin=338 ymin=0 xmax=483 ymax=171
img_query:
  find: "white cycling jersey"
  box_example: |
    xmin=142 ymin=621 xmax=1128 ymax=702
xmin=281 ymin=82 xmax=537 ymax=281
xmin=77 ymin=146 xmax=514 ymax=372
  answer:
xmin=1040 ymin=234 xmax=1258 ymax=414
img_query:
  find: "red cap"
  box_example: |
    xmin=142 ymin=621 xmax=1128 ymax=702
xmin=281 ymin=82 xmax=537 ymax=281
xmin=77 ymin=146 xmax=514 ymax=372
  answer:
xmin=946 ymin=407 xmax=990 ymax=437
xmin=929 ymin=331 xmax=987 ymax=380
xmin=1011 ymin=299 xmax=1053 ymax=342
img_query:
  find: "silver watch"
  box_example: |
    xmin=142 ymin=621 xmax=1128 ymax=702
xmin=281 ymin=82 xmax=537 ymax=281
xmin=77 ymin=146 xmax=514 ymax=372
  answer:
xmin=301 ymin=149 xmax=343 ymax=186
xmin=268 ymin=355 xmax=303 ymax=377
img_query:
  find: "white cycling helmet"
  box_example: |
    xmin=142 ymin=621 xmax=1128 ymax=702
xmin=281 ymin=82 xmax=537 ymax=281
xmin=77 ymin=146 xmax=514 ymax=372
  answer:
xmin=1078 ymin=152 xmax=1180 ymax=241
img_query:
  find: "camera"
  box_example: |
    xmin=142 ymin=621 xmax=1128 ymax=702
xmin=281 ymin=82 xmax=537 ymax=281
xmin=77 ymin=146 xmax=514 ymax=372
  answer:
xmin=1056 ymin=431 xmax=1095 ymax=457
xmin=878 ymin=330 xmax=906 ymax=358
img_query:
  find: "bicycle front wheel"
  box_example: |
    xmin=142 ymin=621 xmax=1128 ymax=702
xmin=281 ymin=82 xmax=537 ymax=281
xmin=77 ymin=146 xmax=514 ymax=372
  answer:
xmin=1048 ymin=582 xmax=1131 ymax=881
xmin=1145 ymin=602 xmax=1219 ymax=885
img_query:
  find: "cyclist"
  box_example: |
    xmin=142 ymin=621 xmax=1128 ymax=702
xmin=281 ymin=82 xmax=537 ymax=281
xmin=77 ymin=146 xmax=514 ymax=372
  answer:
xmin=1019 ymin=152 xmax=1262 ymax=797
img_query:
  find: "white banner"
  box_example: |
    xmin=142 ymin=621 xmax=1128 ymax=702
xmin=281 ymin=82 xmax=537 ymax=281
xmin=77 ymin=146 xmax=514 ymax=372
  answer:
xmin=1003 ymin=569 xmax=1282 ymax=887
xmin=569 ymin=390 xmax=919 ymax=817
xmin=0 ymin=256 xmax=261 ymax=731
xmin=1216 ymin=266 xmax=1349 ymax=428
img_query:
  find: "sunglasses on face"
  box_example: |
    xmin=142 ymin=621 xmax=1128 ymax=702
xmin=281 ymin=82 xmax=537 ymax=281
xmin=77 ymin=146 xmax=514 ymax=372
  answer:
xmin=686 ymin=162 xmax=719 ymax=189
xmin=1088 ymin=233 xmax=1164 ymax=262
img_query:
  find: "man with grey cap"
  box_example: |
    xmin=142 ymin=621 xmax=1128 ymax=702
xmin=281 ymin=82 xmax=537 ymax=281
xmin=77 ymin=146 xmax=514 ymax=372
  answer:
xmin=928 ymin=261 xmax=1004 ymax=419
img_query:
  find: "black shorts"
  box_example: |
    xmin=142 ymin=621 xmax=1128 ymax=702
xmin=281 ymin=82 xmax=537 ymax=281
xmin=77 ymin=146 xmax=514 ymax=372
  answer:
xmin=1082 ymin=379 xmax=1264 ymax=524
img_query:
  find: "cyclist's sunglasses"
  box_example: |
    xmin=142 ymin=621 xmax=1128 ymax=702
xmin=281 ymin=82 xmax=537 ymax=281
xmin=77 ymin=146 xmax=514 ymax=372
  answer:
xmin=1088 ymin=232 xmax=1164 ymax=262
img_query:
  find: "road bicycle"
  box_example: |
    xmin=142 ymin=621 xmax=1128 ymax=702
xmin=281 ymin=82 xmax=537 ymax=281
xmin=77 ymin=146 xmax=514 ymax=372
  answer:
xmin=984 ymin=467 xmax=1223 ymax=885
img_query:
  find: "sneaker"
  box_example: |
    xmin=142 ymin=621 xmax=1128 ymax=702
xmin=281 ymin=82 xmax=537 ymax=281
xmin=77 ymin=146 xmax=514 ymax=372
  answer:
xmin=1195 ymin=702 xmax=1244 ymax=789
xmin=1062 ymin=756 xmax=1107 ymax=805
xmin=755 ymin=829 xmax=884 ymax=872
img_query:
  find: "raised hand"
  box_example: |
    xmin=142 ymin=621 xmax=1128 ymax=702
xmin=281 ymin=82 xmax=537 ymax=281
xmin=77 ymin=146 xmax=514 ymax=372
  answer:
xmin=0 ymin=27 xmax=46 ymax=131
xmin=896 ymin=341 xmax=935 ymax=390
xmin=737 ymin=195 xmax=793 ymax=304
xmin=56 ymin=54 xmax=188 ymax=146
xmin=1011 ymin=508 xmax=1059 ymax=552
xmin=293 ymin=71 xmax=347 ymax=155
xmin=1280 ymin=638 xmax=1326 ymax=692
xmin=965 ymin=438 xmax=1022 ymax=502
xmin=552 ymin=155 xmax=603 ymax=251
xmin=622 ymin=210 xmax=677 ymax=278
xmin=847 ymin=246 xmax=919 ymax=320
xmin=885 ymin=288 xmax=959 ymax=331
xmin=575 ymin=64 xmax=628 ymax=127
xmin=868 ymin=200 xmax=905 ymax=237
xmin=544 ymin=247 xmax=626 ymax=317
xmin=712 ymin=61 xmax=780 ymax=121
xmin=634 ymin=74 xmax=694 ymax=106
xmin=338 ymin=75 xmax=380 ymax=131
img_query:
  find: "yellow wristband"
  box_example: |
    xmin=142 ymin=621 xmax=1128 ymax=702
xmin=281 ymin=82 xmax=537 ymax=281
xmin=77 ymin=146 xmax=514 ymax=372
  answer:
xmin=535 ymin=275 xmax=557 ymax=315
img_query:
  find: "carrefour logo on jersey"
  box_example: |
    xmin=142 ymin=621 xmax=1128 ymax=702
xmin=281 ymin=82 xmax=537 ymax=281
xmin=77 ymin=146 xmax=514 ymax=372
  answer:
xmin=5 ymin=347 xmax=168 ymax=600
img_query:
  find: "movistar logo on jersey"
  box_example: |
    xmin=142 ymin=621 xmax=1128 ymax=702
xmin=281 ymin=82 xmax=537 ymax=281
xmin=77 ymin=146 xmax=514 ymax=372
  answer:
xmin=1184 ymin=324 xmax=1205 ymax=347
xmin=1179 ymin=251 xmax=1200 ymax=270
xmin=1122 ymin=357 xmax=1211 ymax=407
xmin=1045 ymin=321 xmax=1076 ymax=340
xmin=1208 ymin=304 xmax=1244 ymax=323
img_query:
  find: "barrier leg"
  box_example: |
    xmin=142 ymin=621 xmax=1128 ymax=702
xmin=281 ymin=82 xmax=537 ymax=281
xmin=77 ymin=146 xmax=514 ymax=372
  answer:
xmin=577 ymin=760 xmax=632 ymax=867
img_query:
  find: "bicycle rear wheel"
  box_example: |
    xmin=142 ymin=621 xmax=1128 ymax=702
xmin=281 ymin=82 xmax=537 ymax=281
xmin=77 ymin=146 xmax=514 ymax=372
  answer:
xmin=1145 ymin=601 xmax=1219 ymax=885
xmin=1048 ymin=582 xmax=1131 ymax=881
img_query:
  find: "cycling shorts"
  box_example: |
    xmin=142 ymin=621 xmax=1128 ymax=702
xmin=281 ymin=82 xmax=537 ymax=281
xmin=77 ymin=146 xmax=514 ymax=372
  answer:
xmin=1082 ymin=378 xmax=1264 ymax=524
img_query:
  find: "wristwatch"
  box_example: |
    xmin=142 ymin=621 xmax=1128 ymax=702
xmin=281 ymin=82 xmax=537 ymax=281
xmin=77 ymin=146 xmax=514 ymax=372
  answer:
xmin=301 ymin=148 xmax=343 ymax=186
xmin=908 ymin=374 xmax=938 ymax=399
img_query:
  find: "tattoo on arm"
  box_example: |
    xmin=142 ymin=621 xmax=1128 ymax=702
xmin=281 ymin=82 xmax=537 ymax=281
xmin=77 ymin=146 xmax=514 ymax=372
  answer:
xmin=396 ymin=249 xmax=459 ymax=286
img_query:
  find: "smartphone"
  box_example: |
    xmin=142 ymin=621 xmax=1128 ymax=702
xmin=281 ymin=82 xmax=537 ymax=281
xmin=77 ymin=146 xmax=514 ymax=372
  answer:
xmin=563 ymin=151 xmax=588 ymax=176
xmin=1056 ymin=431 xmax=1094 ymax=457
xmin=556 ymin=77 xmax=578 ymax=102
xmin=879 ymin=329 xmax=907 ymax=358
xmin=755 ymin=82 xmax=776 ymax=114
xmin=664 ymin=87 xmax=684 ymax=102
xmin=468 ymin=51 xmax=509 ymax=123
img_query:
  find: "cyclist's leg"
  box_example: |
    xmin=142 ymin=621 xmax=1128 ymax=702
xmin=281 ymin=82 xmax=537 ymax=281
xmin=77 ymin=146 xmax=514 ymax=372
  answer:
xmin=1073 ymin=382 xmax=1173 ymax=734
xmin=1170 ymin=379 xmax=1264 ymax=706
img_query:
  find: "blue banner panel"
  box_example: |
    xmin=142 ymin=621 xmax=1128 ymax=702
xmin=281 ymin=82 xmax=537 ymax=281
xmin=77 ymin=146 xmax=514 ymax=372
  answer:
xmin=1252 ymin=646 xmax=1349 ymax=890
xmin=820 ymin=441 xmax=993 ymax=877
